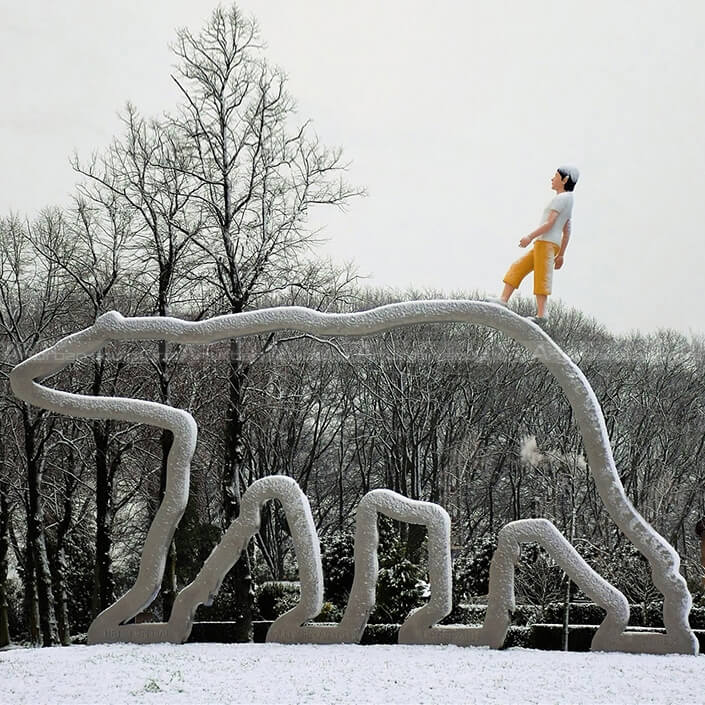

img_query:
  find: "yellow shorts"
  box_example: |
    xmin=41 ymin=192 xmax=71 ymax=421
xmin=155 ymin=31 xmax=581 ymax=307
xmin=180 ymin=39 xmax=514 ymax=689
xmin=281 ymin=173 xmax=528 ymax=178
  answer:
xmin=503 ymin=241 xmax=560 ymax=296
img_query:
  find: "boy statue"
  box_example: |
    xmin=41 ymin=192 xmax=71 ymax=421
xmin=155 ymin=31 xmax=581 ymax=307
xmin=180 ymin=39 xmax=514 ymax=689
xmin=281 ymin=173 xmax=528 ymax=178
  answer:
xmin=491 ymin=165 xmax=579 ymax=322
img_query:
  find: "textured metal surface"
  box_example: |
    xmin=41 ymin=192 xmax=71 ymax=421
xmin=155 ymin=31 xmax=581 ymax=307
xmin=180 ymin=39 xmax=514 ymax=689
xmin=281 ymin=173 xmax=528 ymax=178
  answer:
xmin=10 ymin=301 xmax=698 ymax=654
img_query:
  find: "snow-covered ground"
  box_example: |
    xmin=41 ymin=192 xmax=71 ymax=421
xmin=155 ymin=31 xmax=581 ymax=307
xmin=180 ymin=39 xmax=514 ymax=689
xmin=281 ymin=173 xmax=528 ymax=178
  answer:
xmin=1 ymin=643 xmax=703 ymax=704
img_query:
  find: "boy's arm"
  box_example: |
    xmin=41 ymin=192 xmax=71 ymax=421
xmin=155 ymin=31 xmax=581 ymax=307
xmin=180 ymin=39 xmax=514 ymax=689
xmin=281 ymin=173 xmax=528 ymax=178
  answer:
xmin=519 ymin=209 xmax=559 ymax=247
xmin=555 ymin=219 xmax=571 ymax=269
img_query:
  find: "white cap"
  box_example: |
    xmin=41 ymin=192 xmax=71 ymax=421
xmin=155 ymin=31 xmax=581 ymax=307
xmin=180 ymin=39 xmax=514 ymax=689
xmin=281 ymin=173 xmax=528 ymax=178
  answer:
xmin=558 ymin=165 xmax=580 ymax=185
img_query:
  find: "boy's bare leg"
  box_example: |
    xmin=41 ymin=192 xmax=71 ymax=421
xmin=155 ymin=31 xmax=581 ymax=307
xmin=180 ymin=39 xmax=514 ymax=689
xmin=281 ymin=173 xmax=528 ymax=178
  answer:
xmin=500 ymin=283 xmax=515 ymax=303
xmin=535 ymin=294 xmax=547 ymax=318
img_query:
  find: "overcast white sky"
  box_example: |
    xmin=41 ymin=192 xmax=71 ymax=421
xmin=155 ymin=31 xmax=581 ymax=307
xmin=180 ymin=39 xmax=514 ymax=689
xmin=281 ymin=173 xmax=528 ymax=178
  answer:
xmin=2 ymin=1 xmax=704 ymax=335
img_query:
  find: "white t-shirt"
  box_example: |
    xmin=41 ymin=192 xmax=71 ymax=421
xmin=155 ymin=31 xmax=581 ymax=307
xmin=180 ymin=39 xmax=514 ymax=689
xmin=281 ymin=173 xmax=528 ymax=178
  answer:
xmin=536 ymin=191 xmax=573 ymax=246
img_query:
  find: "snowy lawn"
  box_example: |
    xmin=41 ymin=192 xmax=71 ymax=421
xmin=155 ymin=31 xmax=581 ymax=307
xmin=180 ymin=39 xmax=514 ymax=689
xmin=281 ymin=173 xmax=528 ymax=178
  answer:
xmin=1 ymin=642 xmax=703 ymax=704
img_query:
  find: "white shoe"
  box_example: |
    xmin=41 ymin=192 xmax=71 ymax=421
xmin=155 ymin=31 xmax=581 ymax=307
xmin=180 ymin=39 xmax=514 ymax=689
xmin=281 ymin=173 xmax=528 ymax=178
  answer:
xmin=487 ymin=296 xmax=509 ymax=308
xmin=526 ymin=315 xmax=549 ymax=328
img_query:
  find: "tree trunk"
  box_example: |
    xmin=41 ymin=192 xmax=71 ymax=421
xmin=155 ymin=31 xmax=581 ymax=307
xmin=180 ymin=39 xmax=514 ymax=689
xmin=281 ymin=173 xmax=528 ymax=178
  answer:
xmin=222 ymin=336 xmax=253 ymax=641
xmin=0 ymin=486 xmax=10 ymax=647
xmin=562 ymin=504 xmax=576 ymax=651
xmin=697 ymin=518 xmax=705 ymax=589
xmin=52 ymin=477 xmax=75 ymax=646
xmin=23 ymin=410 xmax=59 ymax=646
xmin=93 ymin=419 xmax=116 ymax=616
xmin=0 ymin=583 xmax=8 ymax=648
xmin=22 ymin=544 xmax=40 ymax=645
xmin=27 ymin=512 xmax=59 ymax=646
xmin=159 ymin=427 xmax=177 ymax=620
xmin=156 ymin=328 xmax=179 ymax=622
xmin=51 ymin=546 xmax=71 ymax=646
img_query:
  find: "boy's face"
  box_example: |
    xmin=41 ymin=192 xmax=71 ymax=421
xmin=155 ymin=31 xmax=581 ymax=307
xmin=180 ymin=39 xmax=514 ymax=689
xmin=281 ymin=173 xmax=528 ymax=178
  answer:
xmin=551 ymin=171 xmax=568 ymax=191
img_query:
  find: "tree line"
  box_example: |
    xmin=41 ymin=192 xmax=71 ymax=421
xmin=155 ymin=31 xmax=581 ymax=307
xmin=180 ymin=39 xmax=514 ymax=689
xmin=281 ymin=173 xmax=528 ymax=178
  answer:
xmin=1 ymin=4 xmax=704 ymax=648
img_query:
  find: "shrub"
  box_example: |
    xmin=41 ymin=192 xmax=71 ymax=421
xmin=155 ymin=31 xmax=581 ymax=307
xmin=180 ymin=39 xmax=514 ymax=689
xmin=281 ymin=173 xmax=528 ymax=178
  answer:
xmin=542 ymin=602 xmax=606 ymax=625
xmin=644 ymin=601 xmax=664 ymax=628
xmin=628 ymin=604 xmax=644 ymax=626
xmin=514 ymin=543 xmax=564 ymax=611
xmin=322 ymin=520 xmax=428 ymax=625
xmin=689 ymin=606 xmax=705 ymax=629
xmin=361 ymin=623 xmax=399 ymax=644
xmin=442 ymin=603 xmax=487 ymax=625
xmin=175 ymin=521 xmax=222 ymax=586
xmin=370 ymin=549 xmax=425 ymax=624
xmin=574 ymin=541 xmax=661 ymax=605
xmin=64 ymin=539 xmax=96 ymax=634
xmin=513 ymin=604 xmax=540 ymax=626
xmin=312 ymin=601 xmax=343 ymax=623
xmin=441 ymin=603 xmax=539 ymax=627
xmin=687 ymin=580 xmax=705 ymax=608
xmin=504 ymin=625 xmax=533 ymax=648
xmin=320 ymin=530 xmax=355 ymax=609
xmin=255 ymin=581 xmax=300 ymax=620
xmin=452 ymin=535 xmax=497 ymax=602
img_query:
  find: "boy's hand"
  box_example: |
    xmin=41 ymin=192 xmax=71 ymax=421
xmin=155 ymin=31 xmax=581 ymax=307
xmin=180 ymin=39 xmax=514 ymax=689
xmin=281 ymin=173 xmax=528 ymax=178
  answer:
xmin=519 ymin=235 xmax=532 ymax=247
xmin=555 ymin=254 xmax=565 ymax=269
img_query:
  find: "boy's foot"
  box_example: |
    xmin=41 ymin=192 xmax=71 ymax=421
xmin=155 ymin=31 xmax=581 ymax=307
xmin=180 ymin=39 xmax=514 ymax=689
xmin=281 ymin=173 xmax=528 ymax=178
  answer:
xmin=486 ymin=296 xmax=509 ymax=308
xmin=526 ymin=315 xmax=549 ymax=329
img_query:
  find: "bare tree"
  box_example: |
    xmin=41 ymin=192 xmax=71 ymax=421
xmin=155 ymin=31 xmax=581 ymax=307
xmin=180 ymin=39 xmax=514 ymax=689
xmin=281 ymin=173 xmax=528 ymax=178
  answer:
xmin=163 ymin=4 xmax=361 ymax=638
xmin=73 ymin=107 xmax=207 ymax=617
xmin=0 ymin=412 xmax=14 ymax=646
xmin=30 ymin=195 xmax=141 ymax=618
xmin=0 ymin=211 xmax=78 ymax=645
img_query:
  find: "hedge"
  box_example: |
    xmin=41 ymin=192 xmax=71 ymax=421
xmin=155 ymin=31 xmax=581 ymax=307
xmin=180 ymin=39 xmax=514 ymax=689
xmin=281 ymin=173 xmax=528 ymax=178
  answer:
xmin=451 ymin=602 xmax=705 ymax=629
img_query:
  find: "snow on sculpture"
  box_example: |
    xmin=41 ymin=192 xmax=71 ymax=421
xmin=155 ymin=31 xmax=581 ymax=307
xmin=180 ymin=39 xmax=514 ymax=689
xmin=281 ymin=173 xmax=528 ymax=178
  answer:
xmin=9 ymin=300 xmax=699 ymax=655
xmin=89 ymin=475 xmax=324 ymax=645
xmin=270 ymin=489 xmax=452 ymax=645
xmin=414 ymin=518 xmax=630 ymax=650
